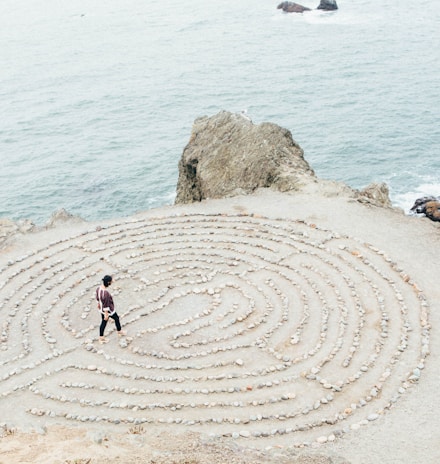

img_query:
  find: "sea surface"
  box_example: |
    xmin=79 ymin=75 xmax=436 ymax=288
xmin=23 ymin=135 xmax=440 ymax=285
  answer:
xmin=1 ymin=0 xmax=439 ymax=225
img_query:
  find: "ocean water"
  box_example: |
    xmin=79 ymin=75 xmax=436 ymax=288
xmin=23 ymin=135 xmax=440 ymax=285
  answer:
xmin=1 ymin=0 xmax=439 ymax=225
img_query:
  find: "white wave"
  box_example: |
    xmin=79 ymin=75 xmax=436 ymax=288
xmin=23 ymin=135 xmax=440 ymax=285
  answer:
xmin=303 ymin=7 xmax=380 ymax=25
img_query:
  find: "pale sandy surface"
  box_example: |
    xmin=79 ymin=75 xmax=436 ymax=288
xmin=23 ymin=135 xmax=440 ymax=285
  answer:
xmin=0 ymin=183 xmax=439 ymax=463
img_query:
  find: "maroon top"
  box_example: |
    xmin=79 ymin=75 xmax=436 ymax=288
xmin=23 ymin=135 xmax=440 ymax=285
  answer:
xmin=96 ymin=286 xmax=115 ymax=314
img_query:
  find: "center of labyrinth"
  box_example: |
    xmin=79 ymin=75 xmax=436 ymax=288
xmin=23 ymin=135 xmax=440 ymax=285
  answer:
xmin=0 ymin=213 xmax=430 ymax=446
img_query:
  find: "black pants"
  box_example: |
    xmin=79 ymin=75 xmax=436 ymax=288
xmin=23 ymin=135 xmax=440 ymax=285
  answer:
xmin=99 ymin=312 xmax=121 ymax=336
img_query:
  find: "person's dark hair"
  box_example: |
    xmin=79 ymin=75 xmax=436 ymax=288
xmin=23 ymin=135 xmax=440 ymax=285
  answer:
xmin=102 ymin=275 xmax=113 ymax=287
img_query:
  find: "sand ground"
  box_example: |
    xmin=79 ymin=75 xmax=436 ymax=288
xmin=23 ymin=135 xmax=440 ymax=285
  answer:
xmin=0 ymin=184 xmax=439 ymax=463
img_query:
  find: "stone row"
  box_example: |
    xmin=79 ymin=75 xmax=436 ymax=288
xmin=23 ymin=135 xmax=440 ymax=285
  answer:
xmin=0 ymin=213 xmax=430 ymax=447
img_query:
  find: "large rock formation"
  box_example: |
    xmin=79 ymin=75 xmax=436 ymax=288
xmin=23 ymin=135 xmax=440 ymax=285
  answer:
xmin=175 ymin=111 xmax=315 ymax=204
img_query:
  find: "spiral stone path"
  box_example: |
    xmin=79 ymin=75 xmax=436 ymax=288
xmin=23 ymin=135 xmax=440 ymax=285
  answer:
xmin=0 ymin=210 xmax=431 ymax=448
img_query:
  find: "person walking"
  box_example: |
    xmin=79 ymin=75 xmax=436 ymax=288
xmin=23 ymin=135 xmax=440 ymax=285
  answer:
xmin=96 ymin=275 xmax=125 ymax=343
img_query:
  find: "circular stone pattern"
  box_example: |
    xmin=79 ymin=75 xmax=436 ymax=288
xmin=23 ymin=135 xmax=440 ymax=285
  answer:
xmin=0 ymin=213 xmax=430 ymax=446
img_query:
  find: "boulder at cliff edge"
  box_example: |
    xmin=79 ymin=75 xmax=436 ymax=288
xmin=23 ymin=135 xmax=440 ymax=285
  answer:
xmin=175 ymin=111 xmax=315 ymax=204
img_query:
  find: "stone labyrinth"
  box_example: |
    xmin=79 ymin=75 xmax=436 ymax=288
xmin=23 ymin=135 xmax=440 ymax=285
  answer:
xmin=0 ymin=213 xmax=430 ymax=446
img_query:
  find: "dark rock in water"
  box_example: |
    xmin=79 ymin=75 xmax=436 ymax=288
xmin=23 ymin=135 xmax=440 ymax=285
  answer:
xmin=277 ymin=0 xmax=337 ymax=13
xmin=317 ymin=0 xmax=338 ymax=11
xmin=277 ymin=2 xmax=311 ymax=13
xmin=175 ymin=111 xmax=315 ymax=205
xmin=410 ymin=196 xmax=439 ymax=214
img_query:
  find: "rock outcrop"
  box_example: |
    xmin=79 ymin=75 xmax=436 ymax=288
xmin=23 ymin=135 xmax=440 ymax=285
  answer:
xmin=356 ymin=182 xmax=393 ymax=209
xmin=424 ymin=201 xmax=440 ymax=221
xmin=0 ymin=209 xmax=84 ymax=250
xmin=45 ymin=208 xmax=84 ymax=229
xmin=175 ymin=111 xmax=315 ymax=205
xmin=410 ymin=196 xmax=439 ymax=214
xmin=409 ymin=196 xmax=440 ymax=222
xmin=317 ymin=0 xmax=338 ymax=10
xmin=0 ymin=218 xmax=35 ymax=249
xmin=277 ymin=2 xmax=311 ymax=13
xmin=277 ymin=0 xmax=337 ymax=13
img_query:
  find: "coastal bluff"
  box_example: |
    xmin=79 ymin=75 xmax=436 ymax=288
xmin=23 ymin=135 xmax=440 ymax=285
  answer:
xmin=175 ymin=110 xmax=393 ymax=209
xmin=175 ymin=110 xmax=315 ymax=204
